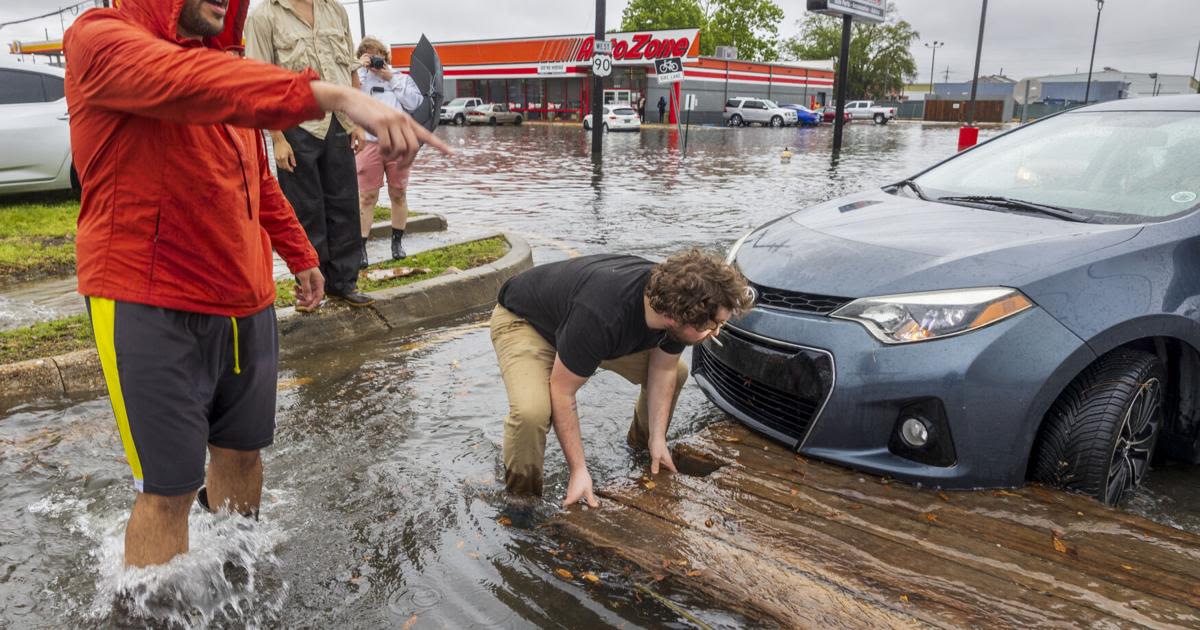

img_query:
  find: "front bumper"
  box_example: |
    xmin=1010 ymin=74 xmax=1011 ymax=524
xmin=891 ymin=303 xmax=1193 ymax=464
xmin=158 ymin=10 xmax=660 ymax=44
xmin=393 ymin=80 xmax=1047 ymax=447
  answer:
xmin=693 ymin=305 xmax=1093 ymax=488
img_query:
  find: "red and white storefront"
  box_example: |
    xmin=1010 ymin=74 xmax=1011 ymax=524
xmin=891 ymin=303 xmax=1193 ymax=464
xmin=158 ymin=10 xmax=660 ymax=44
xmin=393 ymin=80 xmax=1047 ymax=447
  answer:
xmin=390 ymin=29 xmax=836 ymax=125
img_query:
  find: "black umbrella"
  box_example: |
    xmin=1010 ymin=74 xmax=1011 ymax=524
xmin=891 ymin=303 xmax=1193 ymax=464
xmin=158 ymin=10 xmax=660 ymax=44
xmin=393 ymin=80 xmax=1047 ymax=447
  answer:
xmin=406 ymin=35 xmax=443 ymax=133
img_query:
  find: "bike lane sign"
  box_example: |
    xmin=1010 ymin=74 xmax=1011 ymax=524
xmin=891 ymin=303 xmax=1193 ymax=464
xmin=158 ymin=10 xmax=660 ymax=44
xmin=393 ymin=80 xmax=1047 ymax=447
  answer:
xmin=654 ymin=57 xmax=684 ymax=84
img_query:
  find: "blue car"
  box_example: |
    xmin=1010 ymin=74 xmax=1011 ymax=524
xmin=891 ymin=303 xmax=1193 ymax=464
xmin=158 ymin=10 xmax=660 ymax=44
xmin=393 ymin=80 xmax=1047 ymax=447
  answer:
xmin=697 ymin=95 xmax=1200 ymax=506
xmin=781 ymin=104 xmax=822 ymax=126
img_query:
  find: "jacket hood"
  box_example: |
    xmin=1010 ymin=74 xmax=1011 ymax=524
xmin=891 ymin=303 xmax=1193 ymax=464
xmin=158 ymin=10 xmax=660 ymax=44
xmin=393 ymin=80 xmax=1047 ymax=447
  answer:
xmin=116 ymin=0 xmax=250 ymax=52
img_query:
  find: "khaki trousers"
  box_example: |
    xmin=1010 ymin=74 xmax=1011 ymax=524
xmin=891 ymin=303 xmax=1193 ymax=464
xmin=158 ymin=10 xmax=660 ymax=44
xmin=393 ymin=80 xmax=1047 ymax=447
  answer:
xmin=490 ymin=304 xmax=689 ymax=496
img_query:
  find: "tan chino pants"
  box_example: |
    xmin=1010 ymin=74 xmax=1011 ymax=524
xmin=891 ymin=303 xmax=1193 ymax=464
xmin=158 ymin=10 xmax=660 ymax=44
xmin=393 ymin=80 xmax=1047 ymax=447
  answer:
xmin=489 ymin=304 xmax=689 ymax=495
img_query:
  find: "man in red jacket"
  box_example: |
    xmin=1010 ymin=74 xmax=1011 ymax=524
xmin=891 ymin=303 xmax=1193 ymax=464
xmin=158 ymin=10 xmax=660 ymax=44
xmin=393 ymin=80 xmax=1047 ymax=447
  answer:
xmin=65 ymin=0 xmax=449 ymax=567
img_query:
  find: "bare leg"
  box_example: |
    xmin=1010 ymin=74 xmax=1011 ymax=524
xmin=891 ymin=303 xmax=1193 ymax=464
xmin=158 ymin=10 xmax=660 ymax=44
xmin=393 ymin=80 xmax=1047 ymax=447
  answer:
xmin=389 ymin=187 xmax=409 ymax=231
xmin=359 ymin=188 xmax=380 ymax=239
xmin=205 ymin=445 xmax=263 ymax=516
xmin=125 ymin=492 xmax=194 ymax=567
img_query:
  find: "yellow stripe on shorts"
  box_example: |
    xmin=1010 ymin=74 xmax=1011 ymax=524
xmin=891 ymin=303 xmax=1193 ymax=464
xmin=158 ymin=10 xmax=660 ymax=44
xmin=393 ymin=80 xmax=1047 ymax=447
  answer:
xmin=88 ymin=297 xmax=144 ymax=489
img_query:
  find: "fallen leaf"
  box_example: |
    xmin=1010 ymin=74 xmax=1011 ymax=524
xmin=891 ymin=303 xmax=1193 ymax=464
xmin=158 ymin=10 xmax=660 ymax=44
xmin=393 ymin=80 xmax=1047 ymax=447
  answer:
xmin=900 ymin=595 xmax=910 ymax=603
xmin=937 ymin=491 xmax=950 ymax=502
xmin=644 ymin=481 xmax=657 ymax=490
xmin=466 ymin=552 xmax=480 ymax=559
xmin=456 ymin=540 xmax=465 ymax=549
xmin=583 ymin=573 xmax=600 ymax=583
xmin=686 ymin=570 xmax=702 ymax=577
xmin=450 ymin=360 xmax=460 ymax=369
xmin=497 ymin=517 xmax=513 ymax=527
xmin=993 ymin=489 xmax=1020 ymax=498
xmin=403 ymin=614 xmax=419 ymax=630
xmin=723 ymin=437 xmax=741 ymax=443
xmin=789 ymin=488 xmax=799 ymax=496
xmin=1077 ymin=511 xmax=1085 ymax=517
xmin=704 ymin=518 xmax=714 ymax=528
xmin=848 ymin=504 xmax=864 ymax=511
xmin=565 ymin=554 xmax=573 ymax=561
xmin=924 ymin=513 xmax=938 ymax=523
xmin=555 ymin=569 xmax=574 ymax=580
xmin=1052 ymin=534 xmax=1069 ymax=554
xmin=652 ymin=573 xmax=666 ymax=582
xmin=661 ymin=559 xmax=671 ymax=570
xmin=1121 ymin=564 xmax=1134 ymax=571
xmin=675 ymin=559 xmax=688 ymax=566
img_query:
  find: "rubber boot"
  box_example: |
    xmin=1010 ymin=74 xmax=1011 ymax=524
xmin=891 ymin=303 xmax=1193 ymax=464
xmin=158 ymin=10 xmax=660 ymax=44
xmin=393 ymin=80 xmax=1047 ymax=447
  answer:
xmin=391 ymin=229 xmax=406 ymax=260
xmin=359 ymin=237 xmax=369 ymax=269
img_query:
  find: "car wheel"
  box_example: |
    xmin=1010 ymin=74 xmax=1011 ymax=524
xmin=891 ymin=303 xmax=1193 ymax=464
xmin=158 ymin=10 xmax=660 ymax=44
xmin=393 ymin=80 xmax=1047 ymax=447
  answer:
xmin=1031 ymin=348 xmax=1165 ymax=506
xmin=489 ymin=117 xmax=497 ymax=126
xmin=514 ymin=116 xmax=522 ymax=126
xmin=454 ymin=114 xmax=465 ymax=125
xmin=770 ymin=116 xmax=783 ymax=128
xmin=730 ymin=114 xmax=743 ymax=127
xmin=70 ymin=163 xmax=81 ymax=195
xmin=583 ymin=120 xmax=591 ymax=130
xmin=874 ymin=113 xmax=886 ymax=124
xmin=603 ymin=123 xmax=609 ymax=132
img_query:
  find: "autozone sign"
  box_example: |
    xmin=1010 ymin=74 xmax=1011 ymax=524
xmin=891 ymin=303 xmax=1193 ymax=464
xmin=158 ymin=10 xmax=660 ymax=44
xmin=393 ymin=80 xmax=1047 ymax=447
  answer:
xmin=575 ymin=28 xmax=700 ymax=65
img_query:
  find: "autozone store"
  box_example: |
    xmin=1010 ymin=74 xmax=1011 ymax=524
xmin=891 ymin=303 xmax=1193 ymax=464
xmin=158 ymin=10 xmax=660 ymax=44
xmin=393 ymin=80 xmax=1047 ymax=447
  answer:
xmin=388 ymin=29 xmax=836 ymax=126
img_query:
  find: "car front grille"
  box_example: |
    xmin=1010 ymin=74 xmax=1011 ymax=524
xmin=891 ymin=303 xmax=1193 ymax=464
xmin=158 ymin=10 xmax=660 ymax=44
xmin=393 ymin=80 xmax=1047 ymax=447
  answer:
xmin=750 ymin=283 xmax=853 ymax=315
xmin=694 ymin=344 xmax=820 ymax=444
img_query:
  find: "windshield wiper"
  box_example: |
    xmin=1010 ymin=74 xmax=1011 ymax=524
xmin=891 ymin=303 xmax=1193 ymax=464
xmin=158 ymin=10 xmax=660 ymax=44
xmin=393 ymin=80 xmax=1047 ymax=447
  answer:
xmin=893 ymin=179 xmax=930 ymax=200
xmin=937 ymin=195 xmax=1093 ymax=223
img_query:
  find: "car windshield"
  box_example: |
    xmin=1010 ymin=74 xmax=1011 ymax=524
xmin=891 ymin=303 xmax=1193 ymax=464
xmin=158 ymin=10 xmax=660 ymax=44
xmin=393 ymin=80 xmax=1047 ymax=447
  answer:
xmin=912 ymin=110 xmax=1200 ymax=223
xmin=613 ymin=108 xmax=636 ymax=116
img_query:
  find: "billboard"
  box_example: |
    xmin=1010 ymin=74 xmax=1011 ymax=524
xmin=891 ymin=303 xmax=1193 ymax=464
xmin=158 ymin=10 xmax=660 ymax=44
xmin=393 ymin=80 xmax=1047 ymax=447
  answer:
xmin=806 ymin=0 xmax=886 ymax=24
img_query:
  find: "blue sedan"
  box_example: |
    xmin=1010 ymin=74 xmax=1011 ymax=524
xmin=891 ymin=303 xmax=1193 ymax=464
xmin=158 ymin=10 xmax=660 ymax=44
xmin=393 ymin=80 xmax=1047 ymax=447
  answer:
xmin=699 ymin=95 xmax=1200 ymax=506
xmin=781 ymin=104 xmax=822 ymax=126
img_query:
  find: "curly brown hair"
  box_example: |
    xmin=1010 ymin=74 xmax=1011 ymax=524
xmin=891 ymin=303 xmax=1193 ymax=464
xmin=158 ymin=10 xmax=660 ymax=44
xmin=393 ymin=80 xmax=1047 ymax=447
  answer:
xmin=645 ymin=249 xmax=755 ymax=328
xmin=356 ymin=36 xmax=388 ymax=59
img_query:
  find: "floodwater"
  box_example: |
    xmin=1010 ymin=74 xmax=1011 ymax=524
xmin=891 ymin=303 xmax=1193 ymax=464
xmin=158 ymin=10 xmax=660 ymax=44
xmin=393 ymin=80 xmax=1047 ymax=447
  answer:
xmin=4 ymin=122 xmax=1197 ymax=628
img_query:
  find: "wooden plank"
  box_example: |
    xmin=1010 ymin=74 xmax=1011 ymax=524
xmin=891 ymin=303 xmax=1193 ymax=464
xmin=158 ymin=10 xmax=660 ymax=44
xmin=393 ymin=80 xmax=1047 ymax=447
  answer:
xmin=551 ymin=422 xmax=1200 ymax=628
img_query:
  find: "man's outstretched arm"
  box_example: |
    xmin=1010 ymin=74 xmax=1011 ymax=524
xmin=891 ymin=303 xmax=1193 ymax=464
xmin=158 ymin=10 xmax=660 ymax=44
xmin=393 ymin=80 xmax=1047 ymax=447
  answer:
xmin=549 ymin=357 xmax=597 ymax=508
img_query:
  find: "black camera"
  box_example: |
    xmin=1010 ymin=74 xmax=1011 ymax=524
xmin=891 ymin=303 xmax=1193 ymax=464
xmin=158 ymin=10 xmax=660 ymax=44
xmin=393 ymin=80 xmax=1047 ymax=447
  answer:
xmin=370 ymin=55 xmax=388 ymax=70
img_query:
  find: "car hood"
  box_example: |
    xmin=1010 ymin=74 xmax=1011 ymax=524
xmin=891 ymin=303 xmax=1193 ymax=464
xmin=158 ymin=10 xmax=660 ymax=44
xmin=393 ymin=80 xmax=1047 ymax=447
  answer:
xmin=734 ymin=190 xmax=1142 ymax=298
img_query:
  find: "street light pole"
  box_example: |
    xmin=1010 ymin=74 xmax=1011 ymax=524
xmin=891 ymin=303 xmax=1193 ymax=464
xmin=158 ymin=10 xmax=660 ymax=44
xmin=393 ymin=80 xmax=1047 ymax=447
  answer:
xmin=924 ymin=41 xmax=943 ymax=98
xmin=358 ymin=0 xmax=365 ymax=38
xmin=966 ymin=0 xmax=988 ymax=127
xmin=1193 ymin=39 xmax=1200 ymax=93
xmin=1084 ymin=0 xmax=1104 ymax=104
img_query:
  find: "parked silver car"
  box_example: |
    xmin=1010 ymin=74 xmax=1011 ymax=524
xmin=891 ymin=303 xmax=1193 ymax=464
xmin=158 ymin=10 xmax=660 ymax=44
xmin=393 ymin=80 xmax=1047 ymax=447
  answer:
xmin=466 ymin=103 xmax=523 ymax=126
xmin=0 ymin=62 xmax=73 ymax=195
xmin=722 ymin=97 xmax=798 ymax=128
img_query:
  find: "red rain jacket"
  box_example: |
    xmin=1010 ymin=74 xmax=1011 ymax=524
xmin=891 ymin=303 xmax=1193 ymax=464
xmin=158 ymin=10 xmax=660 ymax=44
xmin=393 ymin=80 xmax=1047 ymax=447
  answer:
xmin=65 ymin=0 xmax=324 ymax=317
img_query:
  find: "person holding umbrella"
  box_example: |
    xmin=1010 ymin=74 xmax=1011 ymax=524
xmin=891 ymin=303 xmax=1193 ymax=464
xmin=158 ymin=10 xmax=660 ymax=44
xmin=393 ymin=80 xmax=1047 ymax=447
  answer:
xmin=354 ymin=36 xmax=423 ymax=264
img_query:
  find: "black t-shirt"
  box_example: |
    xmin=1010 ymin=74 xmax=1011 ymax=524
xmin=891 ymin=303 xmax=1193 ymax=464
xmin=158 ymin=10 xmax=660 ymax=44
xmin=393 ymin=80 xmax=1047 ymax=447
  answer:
xmin=498 ymin=254 xmax=686 ymax=377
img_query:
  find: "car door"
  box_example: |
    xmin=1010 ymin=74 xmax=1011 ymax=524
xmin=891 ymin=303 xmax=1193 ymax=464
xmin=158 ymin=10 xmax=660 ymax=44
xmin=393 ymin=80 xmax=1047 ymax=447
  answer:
xmin=0 ymin=69 xmax=70 ymax=189
xmin=742 ymin=101 xmax=765 ymax=124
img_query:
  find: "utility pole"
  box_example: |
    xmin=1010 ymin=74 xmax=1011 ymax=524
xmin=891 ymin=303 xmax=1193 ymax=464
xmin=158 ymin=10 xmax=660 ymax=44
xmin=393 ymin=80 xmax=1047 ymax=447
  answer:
xmin=924 ymin=41 xmax=943 ymax=98
xmin=590 ymin=0 xmax=605 ymax=160
xmin=1084 ymin=0 xmax=1104 ymax=104
xmin=357 ymin=0 xmax=365 ymax=38
xmin=966 ymin=0 xmax=988 ymax=127
xmin=944 ymin=66 xmax=951 ymax=83
xmin=1193 ymin=39 xmax=1200 ymax=93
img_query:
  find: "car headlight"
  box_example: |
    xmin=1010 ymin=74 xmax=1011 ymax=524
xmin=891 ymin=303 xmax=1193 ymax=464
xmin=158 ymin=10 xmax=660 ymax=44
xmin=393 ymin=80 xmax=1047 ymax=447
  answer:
xmin=831 ymin=288 xmax=1033 ymax=344
xmin=726 ymin=231 xmax=751 ymax=265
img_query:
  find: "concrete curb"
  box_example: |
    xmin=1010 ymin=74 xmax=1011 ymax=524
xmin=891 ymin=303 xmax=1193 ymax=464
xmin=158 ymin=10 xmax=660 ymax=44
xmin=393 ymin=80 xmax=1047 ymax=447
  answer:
xmin=367 ymin=212 xmax=447 ymax=239
xmin=1 ymin=232 xmax=532 ymax=404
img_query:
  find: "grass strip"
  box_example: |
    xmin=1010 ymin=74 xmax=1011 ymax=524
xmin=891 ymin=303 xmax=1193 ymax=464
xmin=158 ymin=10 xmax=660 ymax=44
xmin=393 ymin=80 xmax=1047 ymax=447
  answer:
xmin=373 ymin=206 xmax=424 ymax=223
xmin=0 ymin=193 xmax=80 ymax=283
xmin=275 ymin=236 xmax=508 ymax=307
xmin=0 ymin=314 xmax=92 ymax=365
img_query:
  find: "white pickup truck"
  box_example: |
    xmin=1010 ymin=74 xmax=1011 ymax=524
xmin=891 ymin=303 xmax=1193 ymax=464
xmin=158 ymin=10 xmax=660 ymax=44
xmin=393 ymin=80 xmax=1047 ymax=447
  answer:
xmin=844 ymin=100 xmax=896 ymax=124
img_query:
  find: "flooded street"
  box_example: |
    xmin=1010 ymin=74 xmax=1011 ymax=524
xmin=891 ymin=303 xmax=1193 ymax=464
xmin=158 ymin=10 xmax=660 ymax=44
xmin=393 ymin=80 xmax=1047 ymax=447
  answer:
xmin=5 ymin=122 xmax=1198 ymax=628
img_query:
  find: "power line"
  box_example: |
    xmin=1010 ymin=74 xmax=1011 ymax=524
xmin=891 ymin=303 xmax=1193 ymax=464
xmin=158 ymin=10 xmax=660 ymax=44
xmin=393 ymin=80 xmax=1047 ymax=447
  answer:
xmin=0 ymin=1 xmax=93 ymax=31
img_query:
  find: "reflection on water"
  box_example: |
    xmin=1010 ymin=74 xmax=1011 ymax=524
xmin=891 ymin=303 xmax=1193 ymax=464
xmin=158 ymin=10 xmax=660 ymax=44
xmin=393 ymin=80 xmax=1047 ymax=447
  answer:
xmin=28 ymin=122 xmax=1188 ymax=629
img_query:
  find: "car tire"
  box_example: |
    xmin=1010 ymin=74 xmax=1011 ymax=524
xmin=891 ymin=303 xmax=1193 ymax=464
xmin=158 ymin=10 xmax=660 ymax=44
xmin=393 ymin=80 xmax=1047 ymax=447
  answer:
xmin=514 ymin=116 xmax=522 ymax=126
xmin=454 ymin=114 xmax=465 ymax=125
xmin=730 ymin=114 xmax=743 ymax=127
xmin=603 ymin=123 xmax=609 ymax=132
xmin=489 ymin=117 xmax=497 ymax=126
xmin=770 ymin=116 xmax=783 ymax=128
xmin=874 ymin=113 xmax=886 ymax=124
xmin=1031 ymin=348 xmax=1165 ymax=506
xmin=583 ymin=120 xmax=591 ymax=130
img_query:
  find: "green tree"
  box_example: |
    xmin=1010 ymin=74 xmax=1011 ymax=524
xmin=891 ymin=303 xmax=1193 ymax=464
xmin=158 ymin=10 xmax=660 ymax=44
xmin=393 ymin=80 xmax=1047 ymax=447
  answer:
xmin=782 ymin=6 xmax=919 ymax=99
xmin=619 ymin=0 xmax=785 ymax=62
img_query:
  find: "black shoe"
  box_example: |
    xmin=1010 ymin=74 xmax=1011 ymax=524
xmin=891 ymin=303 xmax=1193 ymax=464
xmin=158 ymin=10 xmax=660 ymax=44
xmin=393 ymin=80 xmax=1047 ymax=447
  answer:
xmin=331 ymin=291 xmax=375 ymax=307
xmin=197 ymin=486 xmax=213 ymax=513
xmin=359 ymin=238 xmax=369 ymax=269
xmin=391 ymin=230 xmax=406 ymax=260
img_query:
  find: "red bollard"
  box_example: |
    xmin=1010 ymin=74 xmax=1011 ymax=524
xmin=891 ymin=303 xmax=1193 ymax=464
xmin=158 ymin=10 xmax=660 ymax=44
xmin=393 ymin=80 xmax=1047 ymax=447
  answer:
xmin=957 ymin=126 xmax=980 ymax=151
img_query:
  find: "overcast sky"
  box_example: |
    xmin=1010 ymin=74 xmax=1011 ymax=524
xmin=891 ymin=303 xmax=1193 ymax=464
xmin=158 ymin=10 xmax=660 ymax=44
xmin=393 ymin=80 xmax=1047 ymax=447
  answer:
xmin=3 ymin=0 xmax=1198 ymax=81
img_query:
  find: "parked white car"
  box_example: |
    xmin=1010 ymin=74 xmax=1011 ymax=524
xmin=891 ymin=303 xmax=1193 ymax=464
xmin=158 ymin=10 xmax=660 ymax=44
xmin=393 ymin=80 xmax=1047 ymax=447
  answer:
xmin=466 ymin=103 xmax=523 ymax=126
xmin=844 ymin=100 xmax=896 ymax=124
xmin=583 ymin=106 xmax=641 ymax=132
xmin=0 ymin=62 xmax=73 ymax=195
xmin=440 ymin=97 xmax=483 ymax=126
xmin=722 ymin=97 xmax=798 ymax=128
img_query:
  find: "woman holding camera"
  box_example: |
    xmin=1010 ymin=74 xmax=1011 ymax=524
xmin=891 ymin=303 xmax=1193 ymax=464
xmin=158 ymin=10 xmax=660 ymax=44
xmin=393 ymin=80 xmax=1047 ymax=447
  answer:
xmin=355 ymin=36 xmax=424 ymax=264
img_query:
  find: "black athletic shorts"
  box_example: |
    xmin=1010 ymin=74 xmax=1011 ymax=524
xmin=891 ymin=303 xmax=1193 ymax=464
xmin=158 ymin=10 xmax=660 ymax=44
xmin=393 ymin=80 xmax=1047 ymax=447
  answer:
xmin=85 ymin=297 xmax=279 ymax=496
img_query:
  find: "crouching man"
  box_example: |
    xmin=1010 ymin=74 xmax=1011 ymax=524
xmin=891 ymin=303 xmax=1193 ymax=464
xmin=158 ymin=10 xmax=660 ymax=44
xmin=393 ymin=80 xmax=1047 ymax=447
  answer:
xmin=490 ymin=250 xmax=754 ymax=507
